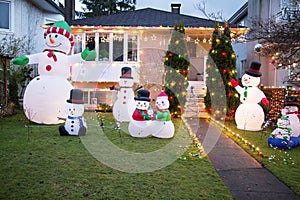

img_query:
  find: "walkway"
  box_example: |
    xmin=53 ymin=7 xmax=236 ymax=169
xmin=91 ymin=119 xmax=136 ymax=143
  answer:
xmin=185 ymin=118 xmax=300 ymax=200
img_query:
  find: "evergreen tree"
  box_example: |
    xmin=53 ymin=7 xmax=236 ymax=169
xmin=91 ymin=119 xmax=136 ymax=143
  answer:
xmin=204 ymin=22 xmax=239 ymax=120
xmin=164 ymin=21 xmax=190 ymax=117
xmin=79 ymin=0 xmax=136 ymax=17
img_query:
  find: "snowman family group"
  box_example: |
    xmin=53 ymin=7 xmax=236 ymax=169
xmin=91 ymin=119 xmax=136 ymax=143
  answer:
xmin=268 ymin=96 xmax=300 ymax=149
xmin=231 ymin=61 xmax=300 ymax=149
xmin=13 ymin=20 xmax=96 ymax=136
xmin=112 ymin=67 xmax=174 ymax=138
xmin=128 ymin=89 xmax=175 ymax=138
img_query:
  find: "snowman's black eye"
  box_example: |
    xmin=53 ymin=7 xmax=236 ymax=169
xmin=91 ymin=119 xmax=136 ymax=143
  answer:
xmin=55 ymin=34 xmax=58 ymax=38
xmin=69 ymin=109 xmax=71 ymax=111
xmin=162 ymin=101 xmax=164 ymax=104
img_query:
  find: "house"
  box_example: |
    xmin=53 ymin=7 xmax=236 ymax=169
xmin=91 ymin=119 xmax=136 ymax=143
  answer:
xmin=229 ymin=0 xmax=300 ymax=89
xmin=0 ymin=0 xmax=64 ymax=105
xmin=67 ymin=4 xmax=247 ymax=110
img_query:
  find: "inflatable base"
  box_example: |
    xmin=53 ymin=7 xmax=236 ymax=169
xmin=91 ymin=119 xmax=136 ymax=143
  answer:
xmin=268 ymin=136 xmax=300 ymax=149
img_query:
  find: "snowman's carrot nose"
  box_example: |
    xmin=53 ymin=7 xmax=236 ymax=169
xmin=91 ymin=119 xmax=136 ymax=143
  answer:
xmin=50 ymin=38 xmax=55 ymax=44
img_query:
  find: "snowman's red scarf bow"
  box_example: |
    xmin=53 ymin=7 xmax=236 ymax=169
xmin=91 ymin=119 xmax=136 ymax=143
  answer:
xmin=286 ymin=111 xmax=298 ymax=115
xmin=43 ymin=49 xmax=66 ymax=62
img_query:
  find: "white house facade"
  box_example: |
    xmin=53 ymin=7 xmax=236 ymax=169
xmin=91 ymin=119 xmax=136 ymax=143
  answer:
xmin=229 ymin=0 xmax=300 ymax=89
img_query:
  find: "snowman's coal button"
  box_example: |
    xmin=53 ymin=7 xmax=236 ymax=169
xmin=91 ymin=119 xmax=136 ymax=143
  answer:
xmin=71 ymin=129 xmax=74 ymax=132
xmin=46 ymin=65 xmax=52 ymax=71
xmin=71 ymin=121 xmax=74 ymax=123
xmin=243 ymin=98 xmax=246 ymax=101
xmin=71 ymin=125 xmax=74 ymax=128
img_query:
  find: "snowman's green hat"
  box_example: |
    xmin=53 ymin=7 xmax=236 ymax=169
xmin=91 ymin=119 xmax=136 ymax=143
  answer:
xmin=44 ymin=20 xmax=74 ymax=47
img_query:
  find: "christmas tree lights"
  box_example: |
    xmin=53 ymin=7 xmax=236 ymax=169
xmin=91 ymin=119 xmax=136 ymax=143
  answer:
xmin=204 ymin=23 xmax=239 ymax=121
xmin=164 ymin=21 xmax=190 ymax=117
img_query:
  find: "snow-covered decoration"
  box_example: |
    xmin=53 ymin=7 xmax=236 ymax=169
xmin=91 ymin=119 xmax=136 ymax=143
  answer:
xmin=231 ymin=61 xmax=269 ymax=131
xmin=112 ymin=67 xmax=135 ymax=122
xmin=128 ymin=90 xmax=154 ymax=138
xmin=59 ymin=89 xmax=87 ymax=136
xmin=152 ymin=91 xmax=174 ymax=138
xmin=13 ymin=20 xmax=96 ymax=124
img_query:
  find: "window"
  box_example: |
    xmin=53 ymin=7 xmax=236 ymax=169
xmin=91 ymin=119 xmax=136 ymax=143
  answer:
xmin=0 ymin=1 xmax=10 ymax=30
xmin=86 ymin=33 xmax=95 ymax=51
xmin=99 ymin=33 xmax=110 ymax=61
xmin=74 ymin=34 xmax=83 ymax=54
xmin=76 ymin=32 xmax=138 ymax=62
xmin=113 ymin=34 xmax=124 ymax=61
xmin=127 ymin=35 xmax=137 ymax=61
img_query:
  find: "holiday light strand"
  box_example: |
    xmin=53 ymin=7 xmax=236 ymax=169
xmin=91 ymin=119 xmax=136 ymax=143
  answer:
xmin=209 ymin=117 xmax=295 ymax=165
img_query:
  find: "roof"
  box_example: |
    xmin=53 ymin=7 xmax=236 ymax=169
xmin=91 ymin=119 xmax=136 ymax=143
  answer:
xmin=68 ymin=8 xmax=218 ymax=28
xmin=228 ymin=2 xmax=248 ymax=24
xmin=28 ymin=0 xmax=64 ymax=15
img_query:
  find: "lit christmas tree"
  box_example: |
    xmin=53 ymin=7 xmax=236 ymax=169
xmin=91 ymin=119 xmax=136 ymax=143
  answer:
xmin=204 ymin=22 xmax=239 ymax=120
xmin=164 ymin=21 xmax=190 ymax=117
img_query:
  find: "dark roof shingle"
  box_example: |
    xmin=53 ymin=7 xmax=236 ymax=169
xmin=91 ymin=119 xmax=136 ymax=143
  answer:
xmin=69 ymin=8 xmax=217 ymax=28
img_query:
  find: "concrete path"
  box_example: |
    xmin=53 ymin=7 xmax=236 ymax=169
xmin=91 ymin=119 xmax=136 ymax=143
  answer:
xmin=185 ymin=118 xmax=300 ymax=200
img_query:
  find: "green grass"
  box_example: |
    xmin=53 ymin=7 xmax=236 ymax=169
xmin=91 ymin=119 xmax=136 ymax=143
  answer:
xmin=212 ymin=119 xmax=300 ymax=196
xmin=0 ymin=112 xmax=232 ymax=199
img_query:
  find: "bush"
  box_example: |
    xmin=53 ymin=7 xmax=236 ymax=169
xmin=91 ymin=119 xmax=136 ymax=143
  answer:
xmin=0 ymin=102 xmax=18 ymax=118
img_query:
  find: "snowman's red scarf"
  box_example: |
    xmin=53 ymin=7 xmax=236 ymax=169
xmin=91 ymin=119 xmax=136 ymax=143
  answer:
xmin=43 ymin=49 xmax=67 ymax=62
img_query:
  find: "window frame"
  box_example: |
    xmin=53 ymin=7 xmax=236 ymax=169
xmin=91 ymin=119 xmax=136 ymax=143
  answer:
xmin=75 ymin=31 xmax=139 ymax=62
xmin=0 ymin=0 xmax=12 ymax=32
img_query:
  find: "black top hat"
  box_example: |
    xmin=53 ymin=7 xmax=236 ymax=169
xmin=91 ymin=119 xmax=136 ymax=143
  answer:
xmin=134 ymin=90 xmax=150 ymax=102
xmin=284 ymin=96 xmax=300 ymax=107
xmin=120 ymin=67 xmax=133 ymax=79
xmin=67 ymin=89 xmax=84 ymax=104
xmin=245 ymin=61 xmax=262 ymax=77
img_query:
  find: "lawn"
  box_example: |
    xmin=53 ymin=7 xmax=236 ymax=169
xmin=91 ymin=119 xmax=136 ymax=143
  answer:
xmin=210 ymin=119 xmax=300 ymax=196
xmin=0 ymin=112 xmax=232 ymax=199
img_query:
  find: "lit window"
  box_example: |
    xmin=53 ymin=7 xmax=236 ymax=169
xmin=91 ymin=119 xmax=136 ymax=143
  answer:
xmin=74 ymin=34 xmax=83 ymax=54
xmin=113 ymin=34 xmax=124 ymax=61
xmin=127 ymin=35 xmax=137 ymax=61
xmin=99 ymin=33 xmax=110 ymax=61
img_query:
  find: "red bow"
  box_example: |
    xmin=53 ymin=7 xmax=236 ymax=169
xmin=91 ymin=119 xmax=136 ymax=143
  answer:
xmin=43 ymin=49 xmax=66 ymax=62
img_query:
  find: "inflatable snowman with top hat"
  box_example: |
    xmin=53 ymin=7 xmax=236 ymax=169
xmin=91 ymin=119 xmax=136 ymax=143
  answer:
xmin=230 ymin=61 xmax=269 ymax=131
xmin=59 ymin=89 xmax=87 ymax=136
xmin=112 ymin=67 xmax=136 ymax=122
xmin=152 ymin=91 xmax=175 ymax=138
xmin=13 ymin=20 xmax=96 ymax=124
xmin=128 ymin=89 xmax=154 ymax=137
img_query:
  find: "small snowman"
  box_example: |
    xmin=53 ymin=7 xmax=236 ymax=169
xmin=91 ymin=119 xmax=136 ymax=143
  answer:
xmin=152 ymin=91 xmax=175 ymax=139
xmin=270 ymin=116 xmax=291 ymax=141
xmin=231 ymin=61 xmax=269 ymax=131
xmin=112 ymin=67 xmax=136 ymax=122
xmin=282 ymin=96 xmax=300 ymax=137
xmin=59 ymin=89 xmax=87 ymax=136
xmin=128 ymin=90 xmax=154 ymax=138
xmin=13 ymin=20 xmax=96 ymax=124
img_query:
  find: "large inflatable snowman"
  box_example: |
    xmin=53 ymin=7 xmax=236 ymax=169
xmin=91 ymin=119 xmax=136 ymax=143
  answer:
xmin=282 ymin=96 xmax=300 ymax=137
xmin=231 ymin=61 xmax=269 ymax=131
xmin=59 ymin=89 xmax=87 ymax=136
xmin=13 ymin=21 xmax=95 ymax=124
xmin=112 ymin=67 xmax=136 ymax=122
xmin=152 ymin=91 xmax=175 ymax=138
xmin=128 ymin=89 xmax=154 ymax=137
